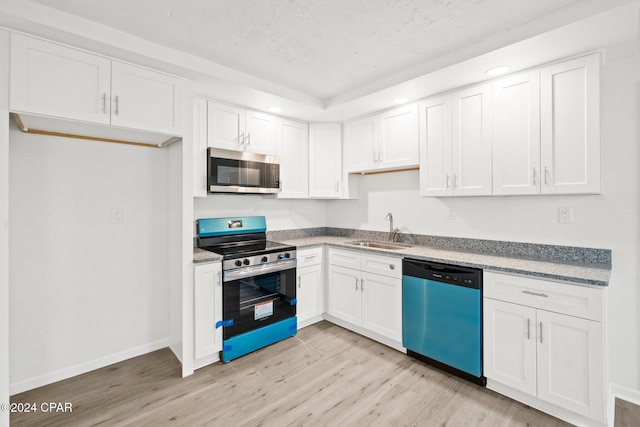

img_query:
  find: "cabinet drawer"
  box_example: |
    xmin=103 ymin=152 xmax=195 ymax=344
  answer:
xmin=361 ymin=253 xmax=401 ymax=279
xmin=484 ymin=271 xmax=603 ymax=322
xmin=297 ymin=247 xmax=323 ymax=268
xmin=328 ymin=248 xmax=361 ymax=269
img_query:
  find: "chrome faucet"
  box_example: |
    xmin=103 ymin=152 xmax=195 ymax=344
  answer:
xmin=385 ymin=213 xmax=400 ymax=242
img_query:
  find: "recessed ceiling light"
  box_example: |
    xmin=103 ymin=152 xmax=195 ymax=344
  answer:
xmin=392 ymin=97 xmax=409 ymax=104
xmin=268 ymin=106 xmax=282 ymax=113
xmin=486 ymin=66 xmax=511 ymax=76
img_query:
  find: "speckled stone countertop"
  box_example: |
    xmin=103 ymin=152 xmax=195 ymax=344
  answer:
xmin=275 ymin=235 xmax=611 ymax=287
xmin=193 ymin=228 xmax=611 ymax=286
xmin=193 ymin=247 xmax=223 ymax=264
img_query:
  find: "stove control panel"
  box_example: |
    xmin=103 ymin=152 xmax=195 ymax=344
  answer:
xmin=223 ymin=249 xmax=297 ymax=271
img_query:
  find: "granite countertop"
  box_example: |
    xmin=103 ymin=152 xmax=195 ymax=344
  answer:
xmin=275 ymin=236 xmax=610 ymax=287
xmin=193 ymin=232 xmax=610 ymax=287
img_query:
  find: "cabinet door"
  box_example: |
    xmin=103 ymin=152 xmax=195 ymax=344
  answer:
xmin=245 ymin=110 xmax=278 ymax=155
xmin=379 ymin=103 xmax=419 ymax=170
xmin=194 ymin=262 xmax=222 ymax=359
xmin=537 ymin=310 xmax=605 ymax=421
xmin=361 ymin=272 xmax=402 ymax=342
xmin=344 ymin=115 xmax=377 ymax=173
xmin=207 ymin=101 xmax=246 ymax=150
xmin=110 ymin=62 xmax=183 ymax=135
xmin=483 ymin=298 xmax=537 ymax=395
xmin=309 ymin=123 xmax=343 ymax=198
xmin=492 ymin=71 xmax=541 ymax=195
xmin=10 ymin=33 xmax=111 ymax=125
xmin=297 ymin=264 xmax=323 ymax=325
xmin=540 ymin=54 xmax=600 ymax=194
xmin=419 ymin=95 xmax=452 ymax=196
xmin=451 ymin=83 xmax=493 ymax=196
xmin=327 ymin=265 xmax=361 ymax=326
xmin=193 ymin=97 xmax=208 ymax=197
xmin=277 ymin=119 xmax=309 ymax=199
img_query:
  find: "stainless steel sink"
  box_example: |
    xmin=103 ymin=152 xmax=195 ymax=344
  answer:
xmin=345 ymin=240 xmax=412 ymax=250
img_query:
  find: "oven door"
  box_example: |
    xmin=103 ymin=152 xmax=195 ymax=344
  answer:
xmin=222 ymin=260 xmax=296 ymax=339
xmin=208 ymin=147 xmax=280 ymax=194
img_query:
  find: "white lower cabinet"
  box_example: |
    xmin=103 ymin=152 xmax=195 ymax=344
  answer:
xmin=193 ymin=262 xmax=222 ymax=368
xmin=326 ymin=248 xmax=402 ymax=346
xmin=483 ymin=271 xmax=605 ymax=424
xmin=296 ymin=247 xmax=324 ymax=328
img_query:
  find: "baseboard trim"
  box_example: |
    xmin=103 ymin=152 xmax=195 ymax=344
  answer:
xmin=10 ymin=338 xmax=170 ymax=395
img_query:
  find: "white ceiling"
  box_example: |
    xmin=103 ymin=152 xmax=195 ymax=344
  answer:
xmin=0 ymin=0 xmax=638 ymax=121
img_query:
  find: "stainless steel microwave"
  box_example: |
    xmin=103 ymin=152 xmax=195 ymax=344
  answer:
xmin=207 ymin=147 xmax=281 ymax=194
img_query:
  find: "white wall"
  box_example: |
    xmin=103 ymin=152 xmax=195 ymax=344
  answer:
xmin=194 ymin=195 xmax=327 ymax=232
xmin=8 ymin=125 xmax=171 ymax=393
xmin=327 ymin=52 xmax=640 ymax=391
xmin=0 ymin=29 xmax=11 ymax=427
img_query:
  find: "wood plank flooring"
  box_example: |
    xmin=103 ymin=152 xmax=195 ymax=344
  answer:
xmin=11 ymin=321 xmax=573 ymax=426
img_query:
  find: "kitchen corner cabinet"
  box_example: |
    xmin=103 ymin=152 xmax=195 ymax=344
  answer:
xmin=194 ymin=262 xmax=222 ymax=367
xmin=326 ymin=248 xmax=402 ymax=344
xmin=207 ymin=101 xmax=278 ymax=155
xmin=483 ymin=271 xmax=605 ymax=424
xmin=277 ymin=118 xmax=309 ymax=199
xmin=308 ymin=123 xmax=343 ymax=198
xmin=344 ymin=103 xmax=419 ymax=174
xmin=296 ymin=247 xmax=324 ymax=328
xmin=492 ymin=54 xmax=600 ymax=196
xmin=10 ymin=33 xmax=183 ymax=136
xmin=419 ymin=83 xmax=492 ymax=197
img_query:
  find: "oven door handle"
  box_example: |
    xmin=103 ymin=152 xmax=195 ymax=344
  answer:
xmin=223 ymin=260 xmax=297 ymax=282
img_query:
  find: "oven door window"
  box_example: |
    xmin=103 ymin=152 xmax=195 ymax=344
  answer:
xmin=223 ymin=268 xmax=296 ymax=339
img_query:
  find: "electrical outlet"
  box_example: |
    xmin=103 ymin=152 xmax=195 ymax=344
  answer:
xmin=448 ymin=208 xmax=456 ymax=220
xmin=558 ymin=207 xmax=572 ymax=224
xmin=111 ymin=208 xmax=124 ymax=224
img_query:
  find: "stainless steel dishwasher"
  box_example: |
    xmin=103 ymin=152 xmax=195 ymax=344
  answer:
xmin=402 ymin=258 xmax=485 ymax=385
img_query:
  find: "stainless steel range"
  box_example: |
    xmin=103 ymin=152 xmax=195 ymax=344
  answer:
xmin=196 ymin=216 xmax=297 ymax=362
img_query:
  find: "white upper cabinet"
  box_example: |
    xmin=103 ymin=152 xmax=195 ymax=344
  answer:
xmin=379 ymin=104 xmax=420 ymax=171
xmin=110 ymin=62 xmax=183 ymax=135
xmin=344 ymin=103 xmax=419 ymax=174
xmin=492 ymin=71 xmax=541 ymax=196
xmin=420 ymin=84 xmax=492 ymax=197
xmin=540 ymin=54 xmax=600 ymax=194
xmin=10 ymin=33 xmax=183 ymax=137
xmin=309 ymin=123 xmax=343 ymax=198
xmin=207 ymin=101 xmax=278 ymax=155
xmin=277 ymin=118 xmax=309 ymax=199
xmin=344 ymin=115 xmax=377 ymax=172
xmin=493 ymin=54 xmax=600 ymax=196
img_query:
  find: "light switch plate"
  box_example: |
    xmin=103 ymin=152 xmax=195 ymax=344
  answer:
xmin=558 ymin=207 xmax=572 ymax=224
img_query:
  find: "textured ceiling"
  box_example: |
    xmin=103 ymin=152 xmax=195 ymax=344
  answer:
xmin=22 ymin=0 xmax=636 ymax=104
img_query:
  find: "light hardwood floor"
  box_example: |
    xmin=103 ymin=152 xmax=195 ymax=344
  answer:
xmin=11 ymin=321 xmax=573 ymax=426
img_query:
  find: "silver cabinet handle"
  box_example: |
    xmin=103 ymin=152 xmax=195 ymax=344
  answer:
xmin=335 ymin=181 xmax=340 ymax=193
xmin=544 ymin=166 xmax=549 ymax=185
xmin=114 ymin=95 xmax=119 ymax=115
xmin=102 ymin=93 xmax=107 ymax=114
xmin=304 ymin=255 xmax=316 ymax=261
xmin=453 ymin=173 xmax=458 ymax=188
xmin=297 ymin=276 xmax=301 ymax=288
xmin=355 ymin=278 xmax=359 ymax=291
xmin=446 ymin=174 xmax=451 ymax=189
xmin=377 ymin=150 xmax=382 ymax=162
xmin=361 ymin=278 xmax=365 ymax=291
xmin=373 ymin=150 xmax=377 ymax=162
xmin=246 ymin=132 xmax=251 ymax=146
xmin=522 ymin=290 xmax=548 ymax=298
xmin=527 ymin=318 xmax=530 ymax=340
xmin=539 ymin=322 xmax=543 ymax=343
xmin=239 ymin=132 xmax=245 ymax=145
xmin=532 ymin=167 xmax=537 ymax=185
